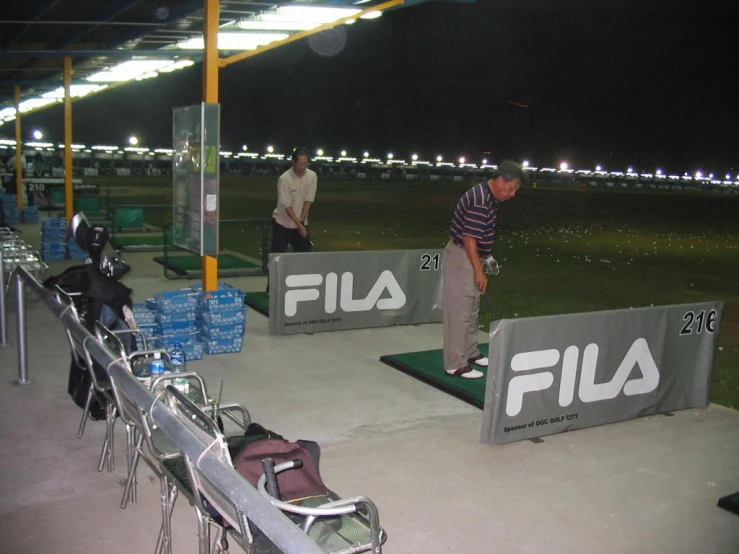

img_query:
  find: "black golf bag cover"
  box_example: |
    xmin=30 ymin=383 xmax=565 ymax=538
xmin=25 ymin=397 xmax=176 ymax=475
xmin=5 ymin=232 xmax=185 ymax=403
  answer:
xmin=44 ymin=264 xmax=135 ymax=418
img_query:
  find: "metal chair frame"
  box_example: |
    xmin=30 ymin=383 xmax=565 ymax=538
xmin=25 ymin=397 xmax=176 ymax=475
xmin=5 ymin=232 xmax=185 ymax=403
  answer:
xmin=256 ymin=463 xmax=384 ymax=554
xmin=164 ymin=386 xmax=258 ymax=554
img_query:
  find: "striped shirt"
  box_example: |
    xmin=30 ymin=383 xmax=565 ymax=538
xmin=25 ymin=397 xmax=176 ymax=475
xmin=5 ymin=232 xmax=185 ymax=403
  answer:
xmin=449 ymin=182 xmax=499 ymax=258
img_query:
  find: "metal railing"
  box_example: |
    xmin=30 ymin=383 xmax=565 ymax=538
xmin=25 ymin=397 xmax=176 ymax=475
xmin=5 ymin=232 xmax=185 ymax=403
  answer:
xmin=3 ymin=260 xmax=324 ymax=554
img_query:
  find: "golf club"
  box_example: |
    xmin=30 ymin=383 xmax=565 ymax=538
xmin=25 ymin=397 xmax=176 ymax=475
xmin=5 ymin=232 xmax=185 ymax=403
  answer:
xmin=483 ymin=291 xmax=495 ymax=317
xmin=306 ymin=233 xmax=319 ymax=252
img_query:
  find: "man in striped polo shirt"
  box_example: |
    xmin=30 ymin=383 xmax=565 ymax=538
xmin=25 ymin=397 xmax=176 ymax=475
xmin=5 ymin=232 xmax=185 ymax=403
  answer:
xmin=443 ymin=161 xmax=524 ymax=378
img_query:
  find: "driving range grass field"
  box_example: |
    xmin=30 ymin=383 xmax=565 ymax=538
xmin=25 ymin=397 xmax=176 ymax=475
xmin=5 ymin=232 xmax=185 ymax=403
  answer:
xmin=95 ymin=175 xmax=739 ymax=409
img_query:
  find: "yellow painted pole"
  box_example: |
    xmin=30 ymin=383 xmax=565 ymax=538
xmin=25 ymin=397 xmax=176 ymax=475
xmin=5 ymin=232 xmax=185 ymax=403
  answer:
xmin=14 ymin=86 xmax=24 ymax=212
xmin=201 ymin=0 xmax=219 ymax=291
xmin=221 ymin=0 xmax=404 ymax=68
xmin=64 ymin=56 xmax=74 ymax=222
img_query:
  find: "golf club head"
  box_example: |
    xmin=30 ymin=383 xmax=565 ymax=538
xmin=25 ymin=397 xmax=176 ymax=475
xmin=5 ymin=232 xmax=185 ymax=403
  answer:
xmin=483 ymin=255 xmax=500 ymax=276
xmin=69 ymin=211 xmax=91 ymax=251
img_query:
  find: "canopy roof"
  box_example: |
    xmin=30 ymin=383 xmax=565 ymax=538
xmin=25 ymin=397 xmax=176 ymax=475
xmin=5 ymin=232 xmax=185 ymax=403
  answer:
xmin=0 ymin=0 xmax=474 ymax=124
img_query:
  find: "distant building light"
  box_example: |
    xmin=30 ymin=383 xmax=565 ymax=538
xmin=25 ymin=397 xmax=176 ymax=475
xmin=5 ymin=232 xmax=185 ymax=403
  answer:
xmin=436 ymin=155 xmax=443 ymax=162
xmin=559 ymin=161 xmax=568 ymax=171
xmin=411 ymin=153 xmax=418 ymax=161
xmin=267 ymin=145 xmax=274 ymax=153
xmin=522 ymin=160 xmax=529 ymax=167
xmin=128 ymin=136 xmax=139 ymax=146
xmin=316 ymin=148 xmax=324 ymax=156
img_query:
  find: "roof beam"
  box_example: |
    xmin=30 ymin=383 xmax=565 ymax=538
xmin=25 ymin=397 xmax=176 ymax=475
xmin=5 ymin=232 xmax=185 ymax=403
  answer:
xmin=3 ymin=0 xmax=64 ymax=49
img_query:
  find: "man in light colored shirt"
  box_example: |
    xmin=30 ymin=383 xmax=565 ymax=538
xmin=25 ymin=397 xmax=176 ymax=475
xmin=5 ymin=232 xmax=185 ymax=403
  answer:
xmin=271 ymin=146 xmax=317 ymax=253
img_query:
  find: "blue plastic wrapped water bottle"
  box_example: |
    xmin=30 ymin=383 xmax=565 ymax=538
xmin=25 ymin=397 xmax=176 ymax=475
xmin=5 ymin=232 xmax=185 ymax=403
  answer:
xmin=170 ymin=342 xmax=186 ymax=373
xmin=170 ymin=343 xmax=189 ymax=394
xmin=149 ymin=352 xmax=165 ymax=375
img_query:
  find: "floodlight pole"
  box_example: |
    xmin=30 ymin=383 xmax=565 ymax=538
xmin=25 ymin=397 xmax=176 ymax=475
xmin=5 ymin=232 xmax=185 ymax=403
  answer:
xmin=201 ymin=0 xmax=220 ymax=292
xmin=64 ymin=56 xmax=74 ymax=222
xmin=14 ymin=86 xmax=24 ymax=213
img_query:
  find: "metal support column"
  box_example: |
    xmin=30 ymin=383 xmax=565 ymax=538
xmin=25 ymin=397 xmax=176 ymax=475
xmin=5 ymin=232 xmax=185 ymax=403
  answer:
xmin=201 ymin=0 xmax=220 ymax=292
xmin=64 ymin=56 xmax=74 ymax=222
xmin=14 ymin=85 xmax=24 ymax=212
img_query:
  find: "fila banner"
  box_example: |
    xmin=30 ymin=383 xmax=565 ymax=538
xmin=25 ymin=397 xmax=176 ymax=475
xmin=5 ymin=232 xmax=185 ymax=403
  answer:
xmin=268 ymin=250 xmax=443 ymax=336
xmin=480 ymin=301 xmax=723 ymax=445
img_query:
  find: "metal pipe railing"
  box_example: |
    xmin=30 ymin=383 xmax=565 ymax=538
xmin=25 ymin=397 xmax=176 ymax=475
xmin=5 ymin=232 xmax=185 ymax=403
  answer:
xmin=13 ymin=265 xmax=324 ymax=554
xmin=14 ymin=273 xmax=30 ymax=384
xmin=0 ymin=245 xmax=8 ymax=348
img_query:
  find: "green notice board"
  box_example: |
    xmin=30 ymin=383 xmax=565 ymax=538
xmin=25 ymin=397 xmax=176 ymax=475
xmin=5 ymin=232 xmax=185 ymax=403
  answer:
xmin=172 ymin=103 xmax=220 ymax=257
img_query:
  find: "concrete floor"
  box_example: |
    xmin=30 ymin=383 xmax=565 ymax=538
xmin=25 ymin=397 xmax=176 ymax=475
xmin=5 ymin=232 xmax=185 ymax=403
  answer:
xmin=1 ymin=226 xmax=738 ymax=553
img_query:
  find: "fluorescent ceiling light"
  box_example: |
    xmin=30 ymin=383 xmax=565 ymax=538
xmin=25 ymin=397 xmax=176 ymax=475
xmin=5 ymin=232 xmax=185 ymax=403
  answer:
xmin=87 ymin=60 xmax=180 ymax=82
xmin=237 ymin=19 xmax=320 ymax=31
xmin=237 ymin=5 xmax=371 ymax=31
xmin=274 ymin=6 xmax=360 ymax=22
xmin=177 ymin=32 xmax=289 ymax=50
xmin=41 ymin=84 xmax=107 ymax=99
xmin=19 ymin=98 xmax=58 ymax=112
xmin=158 ymin=59 xmax=195 ymax=73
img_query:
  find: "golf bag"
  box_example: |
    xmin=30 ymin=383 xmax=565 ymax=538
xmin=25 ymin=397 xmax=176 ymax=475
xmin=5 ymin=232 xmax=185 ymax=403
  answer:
xmin=43 ymin=213 xmax=135 ymax=419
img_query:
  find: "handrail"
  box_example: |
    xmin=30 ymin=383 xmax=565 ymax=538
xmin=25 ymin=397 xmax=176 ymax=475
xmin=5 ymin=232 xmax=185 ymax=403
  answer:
xmin=13 ymin=265 xmax=324 ymax=554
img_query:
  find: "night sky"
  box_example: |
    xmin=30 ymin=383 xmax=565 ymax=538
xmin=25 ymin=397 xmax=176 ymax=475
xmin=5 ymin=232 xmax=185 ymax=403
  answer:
xmin=20 ymin=0 xmax=739 ymax=174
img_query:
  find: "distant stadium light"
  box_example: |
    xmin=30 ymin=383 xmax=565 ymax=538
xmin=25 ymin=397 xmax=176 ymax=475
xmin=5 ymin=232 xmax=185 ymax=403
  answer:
xmin=340 ymin=150 xmax=347 ymax=157
xmin=436 ymin=155 xmax=443 ymax=162
xmin=32 ymin=129 xmax=43 ymax=140
xmin=387 ymin=152 xmax=394 ymax=159
xmin=656 ymin=168 xmax=663 ymax=175
xmin=482 ymin=158 xmax=488 ymax=165
xmin=726 ymin=173 xmax=732 ymax=180
xmin=559 ymin=161 xmax=568 ymax=171
xmin=363 ymin=151 xmax=369 ymax=158
xmin=242 ymin=145 xmax=248 ymax=151
xmin=627 ymin=166 xmax=634 ymax=173
xmin=459 ymin=157 xmax=465 ymax=164
xmin=411 ymin=153 xmax=418 ymax=161
xmin=522 ymin=160 xmax=529 ymax=167
xmin=595 ymin=165 xmax=602 ymax=171
xmin=267 ymin=145 xmax=274 ymax=153
xmin=316 ymin=148 xmax=324 ymax=156
xmin=128 ymin=135 xmax=139 ymax=146
xmin=695 ymin=170 xmax=703 ymax=179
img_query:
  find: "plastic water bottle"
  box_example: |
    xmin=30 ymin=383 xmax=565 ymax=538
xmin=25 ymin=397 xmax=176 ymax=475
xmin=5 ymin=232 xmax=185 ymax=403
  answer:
xmin=170 ymin=343 xmax=189 ymax=395
xmin=170 ymin=342 xmax=186 ymax=373
xmin=149 ymin=351 xmax=165 ymax=376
